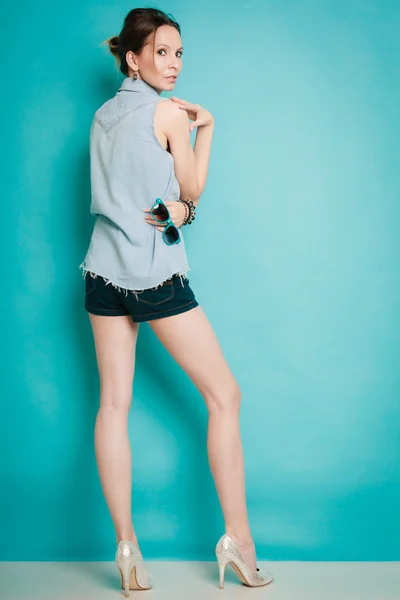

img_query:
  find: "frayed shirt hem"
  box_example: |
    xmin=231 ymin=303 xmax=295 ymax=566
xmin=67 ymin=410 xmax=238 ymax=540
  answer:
xmin=79 ymin=262 xmax=190 ymax=298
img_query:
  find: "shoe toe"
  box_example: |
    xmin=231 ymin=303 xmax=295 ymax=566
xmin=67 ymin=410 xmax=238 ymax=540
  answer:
xmin=259 ymin=569 xmax=274 ymax=584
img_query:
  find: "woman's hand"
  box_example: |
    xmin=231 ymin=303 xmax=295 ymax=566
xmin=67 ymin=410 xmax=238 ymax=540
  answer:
xmin=143 ymin=201 xmax=186 ymax=231
xmin=170 ymin=96 xmax=214 ymax=132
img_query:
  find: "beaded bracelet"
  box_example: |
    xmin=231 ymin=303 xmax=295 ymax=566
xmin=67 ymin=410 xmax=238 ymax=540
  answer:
xmin=178 ymin=199 xmax=196 ymax=225
xmin=182 ymin=201 xmax=189 ymax=224
xmin=186 ymin=199 xmax=195 ymax=224
xmin=178 ymin=199 xmax=188 ymax=225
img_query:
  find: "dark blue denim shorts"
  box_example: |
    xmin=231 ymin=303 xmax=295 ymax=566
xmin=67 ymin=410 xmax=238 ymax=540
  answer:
xmin=84 ymin=273 xmax=199 ymax=322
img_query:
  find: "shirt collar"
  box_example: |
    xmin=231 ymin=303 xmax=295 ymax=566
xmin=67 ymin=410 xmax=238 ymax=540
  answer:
xmin=117 ymin=76 xmax=160 ymax=97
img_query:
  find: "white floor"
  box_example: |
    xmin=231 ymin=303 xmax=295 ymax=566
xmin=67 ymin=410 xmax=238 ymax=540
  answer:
xmin=0 ymin=560 xmax=399 ymax=599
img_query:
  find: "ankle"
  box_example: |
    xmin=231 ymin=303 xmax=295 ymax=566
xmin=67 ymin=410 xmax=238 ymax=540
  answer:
xmin=226 ymin=530 xmax=254 ymax=548
xmin=116 ymin=528 xmax=138 ymax=545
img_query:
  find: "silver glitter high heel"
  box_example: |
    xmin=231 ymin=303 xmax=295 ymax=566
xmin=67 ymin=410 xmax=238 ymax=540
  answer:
xmin=215 ymin=533 xmax=274 ymax=588
xmin=115 ymin=540 xmax=153 ymax=596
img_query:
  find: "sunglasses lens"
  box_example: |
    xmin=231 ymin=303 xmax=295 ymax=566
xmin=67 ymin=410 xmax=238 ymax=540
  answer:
xmin=164 ymin=225 xmax=180 ymax=245
xmin=151 ymin=203 xmax=169 ymax=222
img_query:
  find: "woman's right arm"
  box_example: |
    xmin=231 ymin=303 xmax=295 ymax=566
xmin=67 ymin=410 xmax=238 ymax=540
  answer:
xmin=156 ymin=100 xmax=214 ymax=206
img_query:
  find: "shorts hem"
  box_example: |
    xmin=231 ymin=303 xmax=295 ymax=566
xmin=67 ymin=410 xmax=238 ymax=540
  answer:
xmin=133 ymin=300 xmax=199 ymax=323
xmin=85 ymin=306 xmax=130 ymax=316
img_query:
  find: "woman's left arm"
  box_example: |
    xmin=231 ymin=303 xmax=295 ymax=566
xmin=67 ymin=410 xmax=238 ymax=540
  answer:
xmin=192 ymin=122 xmax=214 ymax=204
xmin=169 ymin=96 xmax=215 ymax=207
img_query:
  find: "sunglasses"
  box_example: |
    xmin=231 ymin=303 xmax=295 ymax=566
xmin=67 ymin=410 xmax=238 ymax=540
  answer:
xmin=149 ymin=198 xmax=181 ymax=245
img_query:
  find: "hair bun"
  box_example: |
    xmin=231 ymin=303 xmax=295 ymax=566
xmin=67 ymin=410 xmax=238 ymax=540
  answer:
xmin=106 ymin=35 xmax=120 ymax=58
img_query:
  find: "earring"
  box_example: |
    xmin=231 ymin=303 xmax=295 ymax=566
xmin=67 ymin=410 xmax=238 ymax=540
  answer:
xmin=133 ymin=71 xmax=138 ymax=81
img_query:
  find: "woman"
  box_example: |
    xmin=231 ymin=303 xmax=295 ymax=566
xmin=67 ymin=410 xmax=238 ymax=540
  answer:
xmin=79 ymin=7 xmax=274 ymax=595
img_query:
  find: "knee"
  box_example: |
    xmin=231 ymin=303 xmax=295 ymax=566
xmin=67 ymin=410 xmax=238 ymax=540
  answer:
xmin=205 ymin=381 xmax=242 ymax=414
xmin=99 ymin=390 xmax=132 ymax=412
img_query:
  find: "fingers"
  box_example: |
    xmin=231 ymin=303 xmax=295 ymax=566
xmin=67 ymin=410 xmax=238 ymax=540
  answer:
xmin=144 ymin=207 xmax=164 ymax=229
xmin=145 ymin=217 xmax=165 ymax=232
xmin=162 ymin=203 xmax=183 ymax=226
xmin=145 ymin=221 xmax=165 ymax=231
xmin=189 ymin=121 xmax=199 ymax=132
xmin=171 ymin=96 xmax=200 ymax=110
xmin=145 ymin=202 xmax=185 ymax=229
xmin=163 ymin=202 xmax=179 ymax=218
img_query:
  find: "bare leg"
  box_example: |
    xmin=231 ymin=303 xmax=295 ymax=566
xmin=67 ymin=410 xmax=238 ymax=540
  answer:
xmin=88 ymin=314 xmax=140 ymax=549
xmin=149 ymin=306 xmax=258 ymax=570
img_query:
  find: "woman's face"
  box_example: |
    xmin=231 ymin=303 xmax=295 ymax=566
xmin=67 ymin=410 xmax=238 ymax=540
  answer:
xmin=127 ymin=25 xmax=183 ymax=92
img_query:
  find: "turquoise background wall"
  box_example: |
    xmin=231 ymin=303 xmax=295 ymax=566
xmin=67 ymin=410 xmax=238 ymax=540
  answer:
xmin=2 ymin=0 xmax=399 ymax=561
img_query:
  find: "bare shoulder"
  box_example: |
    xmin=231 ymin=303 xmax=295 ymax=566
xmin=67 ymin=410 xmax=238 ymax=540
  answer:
xmin=156 ymin=98 xmax=189 ymax=127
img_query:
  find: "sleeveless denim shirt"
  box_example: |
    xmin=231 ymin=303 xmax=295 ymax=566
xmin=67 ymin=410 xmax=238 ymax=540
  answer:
xmin=79 ymin=76 xmax=190 ymax=293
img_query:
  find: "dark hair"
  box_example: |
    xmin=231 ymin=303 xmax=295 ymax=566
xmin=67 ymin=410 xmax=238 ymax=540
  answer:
xmin=102 ymin=8 xmax=181 ymax=77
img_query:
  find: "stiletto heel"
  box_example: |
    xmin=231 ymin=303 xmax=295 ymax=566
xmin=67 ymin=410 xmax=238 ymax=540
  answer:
xmin=115 ymin=540 xmax=153 ymax=595
xmin=119 ymin=560 xmax=133 ymax=597
xmin=215 ymin=533 xmax=274 ymax=588
xmin=217 ymin=553 xmax=230 ymax=588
